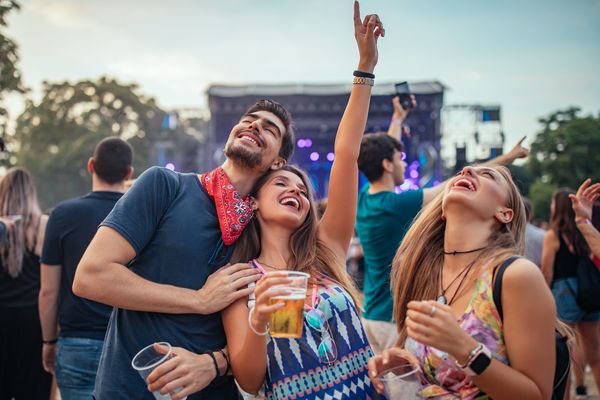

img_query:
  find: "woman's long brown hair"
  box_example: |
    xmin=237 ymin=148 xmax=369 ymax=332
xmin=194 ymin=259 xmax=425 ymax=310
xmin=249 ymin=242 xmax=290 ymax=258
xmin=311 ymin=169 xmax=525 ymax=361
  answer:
xmin=551 ymin=189 xmax=590 ymax=257
xmin=231 ymin=165 xmax=361 ymax=309
xmin=391 ymin=166 xmax=526 ymax=345
xmin=0 ymin=167 xmax=42 ymax=277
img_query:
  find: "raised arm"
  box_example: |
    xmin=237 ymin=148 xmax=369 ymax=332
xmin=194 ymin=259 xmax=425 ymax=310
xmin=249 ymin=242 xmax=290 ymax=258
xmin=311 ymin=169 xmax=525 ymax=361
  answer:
xmin=482 ymin=136 xmax=529 ymax=167
xmin=386 ymin=95 xmax=415 ymax=141
xmin=319 ymin=0 xmax=384 ymax=256
xmin=570 ymin=179 xmax=600 ymax=258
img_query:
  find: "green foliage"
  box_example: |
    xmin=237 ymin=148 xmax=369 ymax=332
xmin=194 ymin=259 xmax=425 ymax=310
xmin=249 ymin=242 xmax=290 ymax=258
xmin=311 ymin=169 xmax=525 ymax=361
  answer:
xmin=529 ymin=180 xmax=557 ymax=222
xmin=12 ymin=77 xmax=165 ymax=209
xmin=507 ymin=164 xmax=533 ymax=197
xmin=529 ymin=107 xmax=600 ymax=188
xmin=0 ymin=0 xmax=26 ymax=139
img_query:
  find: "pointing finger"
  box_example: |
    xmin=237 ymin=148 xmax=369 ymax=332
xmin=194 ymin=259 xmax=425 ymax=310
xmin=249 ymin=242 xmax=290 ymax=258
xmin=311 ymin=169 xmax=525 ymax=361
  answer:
xmin=353 ymin=0 xmax=362 ymax=29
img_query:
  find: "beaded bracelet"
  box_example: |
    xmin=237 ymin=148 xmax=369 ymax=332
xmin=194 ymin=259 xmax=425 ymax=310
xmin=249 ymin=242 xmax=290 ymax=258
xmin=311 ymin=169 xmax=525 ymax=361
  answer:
xmin=353 ymin=76 xmax=374 ymax=86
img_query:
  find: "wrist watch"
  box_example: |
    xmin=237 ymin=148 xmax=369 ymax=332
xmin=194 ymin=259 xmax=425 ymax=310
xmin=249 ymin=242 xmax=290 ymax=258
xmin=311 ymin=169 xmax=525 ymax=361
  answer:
xmin=458 ymin=343 xmax=492 ymax=376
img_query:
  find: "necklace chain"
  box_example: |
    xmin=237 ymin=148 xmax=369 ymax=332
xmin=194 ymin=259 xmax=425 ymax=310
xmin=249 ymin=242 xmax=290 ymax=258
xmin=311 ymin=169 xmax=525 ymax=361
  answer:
xmin=438 ymin=260 xmax=477 ymax=305
xmin=443 ymin=245 xmax=487 ymax=256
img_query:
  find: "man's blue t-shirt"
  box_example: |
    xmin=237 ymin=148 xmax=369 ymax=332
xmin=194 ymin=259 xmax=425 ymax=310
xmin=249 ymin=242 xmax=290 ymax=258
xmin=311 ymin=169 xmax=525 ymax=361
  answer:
xmin=93 ymin=167 xmax=240 ymax=400
xmin=355 ymin=184 xmax=423 ymax=322
xmin=41 ymin=191 xmax=122 ymax=340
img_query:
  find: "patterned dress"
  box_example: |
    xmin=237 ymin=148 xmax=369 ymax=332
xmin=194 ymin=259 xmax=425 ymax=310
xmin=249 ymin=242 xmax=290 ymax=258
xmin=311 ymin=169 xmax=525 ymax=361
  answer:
xmin=249 ymin=265 xmax=378 ymax=400
xmin=405 ymin=268 xmax=508 ymax=400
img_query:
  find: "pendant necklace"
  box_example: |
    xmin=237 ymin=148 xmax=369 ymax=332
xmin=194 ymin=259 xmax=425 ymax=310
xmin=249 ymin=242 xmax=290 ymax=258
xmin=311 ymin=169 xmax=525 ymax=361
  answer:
xmin=437 ymin=259 xmax=477 ymax=305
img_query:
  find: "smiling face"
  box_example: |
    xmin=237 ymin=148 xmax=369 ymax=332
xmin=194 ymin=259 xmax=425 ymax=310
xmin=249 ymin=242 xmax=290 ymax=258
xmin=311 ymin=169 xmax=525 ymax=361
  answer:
xmin=252 ymin=169 xmax=312 ymax=231
xmin=224 ymin=110 xmax=286 ymax=171
xmin=442 ymin=166 xmax=514 ymax=225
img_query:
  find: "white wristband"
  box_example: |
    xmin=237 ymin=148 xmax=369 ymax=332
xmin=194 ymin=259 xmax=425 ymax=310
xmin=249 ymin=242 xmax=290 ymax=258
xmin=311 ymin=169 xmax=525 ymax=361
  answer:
xmin=248 ymin=307 xmax=268 ymax=336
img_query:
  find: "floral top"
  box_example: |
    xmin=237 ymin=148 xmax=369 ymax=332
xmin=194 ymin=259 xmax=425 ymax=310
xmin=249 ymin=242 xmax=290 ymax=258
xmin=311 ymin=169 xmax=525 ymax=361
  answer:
xmin=406 ymin=267 xmax=508 ymax=399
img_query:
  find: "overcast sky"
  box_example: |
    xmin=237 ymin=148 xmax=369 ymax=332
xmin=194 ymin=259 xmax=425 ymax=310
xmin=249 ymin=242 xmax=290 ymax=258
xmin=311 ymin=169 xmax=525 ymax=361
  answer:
xmin=5 ymin=0 xmax=600 ymax=148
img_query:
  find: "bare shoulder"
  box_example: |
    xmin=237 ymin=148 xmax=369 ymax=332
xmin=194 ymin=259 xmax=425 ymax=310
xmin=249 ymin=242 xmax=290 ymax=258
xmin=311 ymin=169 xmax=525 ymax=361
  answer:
xmin=502 ymin=258 xmax=552 ymax=300
xmin=503 ymin=258 xmax=545 ymax=283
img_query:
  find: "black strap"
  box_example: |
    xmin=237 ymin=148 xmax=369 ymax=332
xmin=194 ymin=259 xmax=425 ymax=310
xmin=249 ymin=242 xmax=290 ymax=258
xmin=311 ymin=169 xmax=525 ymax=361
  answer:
xmin=492 ymin=256 xmax=520 ymax=321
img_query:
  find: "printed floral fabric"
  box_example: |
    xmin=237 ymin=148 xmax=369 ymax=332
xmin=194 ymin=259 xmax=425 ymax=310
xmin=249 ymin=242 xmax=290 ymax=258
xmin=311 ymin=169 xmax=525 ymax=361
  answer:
xmin=199 ymin=167 xmax=253 ymax=245
xmin=406 ymin=267 xmax=508 ymax=399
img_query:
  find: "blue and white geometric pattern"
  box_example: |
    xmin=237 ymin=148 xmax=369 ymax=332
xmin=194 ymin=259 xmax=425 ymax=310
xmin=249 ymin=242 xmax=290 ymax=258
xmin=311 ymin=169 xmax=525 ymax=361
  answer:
xmin=264 ymin=284 xmax=379 ymax=399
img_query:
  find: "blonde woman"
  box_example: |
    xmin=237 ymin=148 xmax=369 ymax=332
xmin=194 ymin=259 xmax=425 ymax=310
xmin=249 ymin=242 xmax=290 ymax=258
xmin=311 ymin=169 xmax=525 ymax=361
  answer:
xmin=0 ymin=167 xmax=51 ymax=399
xmin=368 ymin=165 xmax=559 ymax=399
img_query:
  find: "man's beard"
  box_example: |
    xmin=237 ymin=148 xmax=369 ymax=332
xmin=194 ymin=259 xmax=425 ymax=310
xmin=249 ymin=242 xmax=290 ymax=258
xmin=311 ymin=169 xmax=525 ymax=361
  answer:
xmin=224 ymin=141 xmax=263 ymax=169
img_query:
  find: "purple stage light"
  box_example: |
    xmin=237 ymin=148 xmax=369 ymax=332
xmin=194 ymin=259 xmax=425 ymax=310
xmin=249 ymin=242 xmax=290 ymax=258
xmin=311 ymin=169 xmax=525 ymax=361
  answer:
xmin=401 ymin=152 xmax=407 ymax=161
xmin=310 ymin=152 xmax=320 ymax=161
xmin=305 ymin=138 xmax=313 ymax=148
xmin=410 ymin=170 xmax=419 ymax=179
xmin=165 ymin=163 xmax=175 ymax=171
xmin=297 ymin=139 xmax=306 ymax=148
xmin=327 ymin=152 xmax=335 ymax=162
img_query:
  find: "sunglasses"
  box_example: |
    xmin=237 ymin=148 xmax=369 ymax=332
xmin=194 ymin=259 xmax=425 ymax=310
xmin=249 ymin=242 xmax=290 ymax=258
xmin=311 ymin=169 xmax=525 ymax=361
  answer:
xmin=305 ymin=307 xmax=337 ymax=364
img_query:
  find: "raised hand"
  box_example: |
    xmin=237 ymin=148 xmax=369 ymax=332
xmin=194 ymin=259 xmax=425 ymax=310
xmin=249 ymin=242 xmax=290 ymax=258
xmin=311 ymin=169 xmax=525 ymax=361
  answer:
xmin=570 ymin=178 xmax=600 ymax=221
xmin=506 ymin=136 xmax=529 ymax=161
xmin=195 ymin=263 xmax=261 ymax=314
xmin=353 ymin=0 xmax=384 ymax=73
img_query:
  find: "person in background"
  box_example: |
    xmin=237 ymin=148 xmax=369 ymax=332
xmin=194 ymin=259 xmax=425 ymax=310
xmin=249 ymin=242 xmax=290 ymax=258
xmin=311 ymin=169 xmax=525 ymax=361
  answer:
xmin=369 ymin=165 xmax=557 ymax=399
xmin=570 ymin=179 xmax=600 ymax=259
xmin=541 ymin=186 xmax=600 ymax=398
xmin=523 ymin=197 xmax=545 ymax=267
xmin=356 ymin=100 xmax=530 ymax=353
xmin=0 ymin=167 xmax=52 ymax=399
xmin=39 ymin=137 xmax=134 ymax=400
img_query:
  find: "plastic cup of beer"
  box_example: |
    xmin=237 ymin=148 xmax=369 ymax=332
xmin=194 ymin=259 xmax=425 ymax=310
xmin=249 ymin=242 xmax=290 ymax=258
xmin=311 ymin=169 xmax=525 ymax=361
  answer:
xmin=268 ymin=271 xmax=310 ymax=338
xmin=131 ymin=342 xmax=187 ymax=400
xmin=378 ymin=364 xmax=421 ymax=399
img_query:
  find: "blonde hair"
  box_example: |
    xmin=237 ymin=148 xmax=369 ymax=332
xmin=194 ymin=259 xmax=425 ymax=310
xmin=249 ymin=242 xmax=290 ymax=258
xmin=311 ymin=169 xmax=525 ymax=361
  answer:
xmin=231 ymin=165 xmax=361 ymax=309
xmin=0 ymin=168 xmax=42 ymax=277
xmin=391 ymin=166 xmax=526 ymax=345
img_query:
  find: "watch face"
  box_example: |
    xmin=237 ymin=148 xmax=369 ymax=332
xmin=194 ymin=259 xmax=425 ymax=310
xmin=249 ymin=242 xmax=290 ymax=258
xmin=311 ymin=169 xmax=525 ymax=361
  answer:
xmin=469 ymin=352 xmax=492 ymax=375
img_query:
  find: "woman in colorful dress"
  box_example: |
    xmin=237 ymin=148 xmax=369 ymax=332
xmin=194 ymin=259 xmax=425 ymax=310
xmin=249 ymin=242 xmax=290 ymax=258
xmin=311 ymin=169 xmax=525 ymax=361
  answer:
xmin=221 ymin=2 xmax=383 ymax=398
xmin=368 ymin=165 xmax=559 ymax=399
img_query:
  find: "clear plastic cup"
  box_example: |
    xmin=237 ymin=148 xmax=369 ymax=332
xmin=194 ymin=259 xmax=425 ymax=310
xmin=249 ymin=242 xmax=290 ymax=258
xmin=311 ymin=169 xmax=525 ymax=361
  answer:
xmin=131 ymin=342 xmax=187 ymax=400
xmin=378 ymin=364 xmax=422 ymax=399
xmin=268 ymin=271 xmax=310 ymax=338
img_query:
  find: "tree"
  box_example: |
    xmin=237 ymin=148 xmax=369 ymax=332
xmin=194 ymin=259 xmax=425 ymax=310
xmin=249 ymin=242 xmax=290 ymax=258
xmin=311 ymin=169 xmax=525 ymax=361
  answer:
xmin=526 ymin=107 xmax=600 ymax=221
xmin=529 ymin=107 xmax=600 ymax=188
xmin=13 ymin=77 xmax=166 ymax=209
xmin=0 ymin=0 xmax=26 ymax=149
xmin=529 ymin=180 xmax=557 ymax=222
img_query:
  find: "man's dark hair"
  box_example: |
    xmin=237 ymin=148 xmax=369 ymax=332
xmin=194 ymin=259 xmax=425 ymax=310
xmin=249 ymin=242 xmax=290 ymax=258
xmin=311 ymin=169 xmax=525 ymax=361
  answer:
xmin=358 ymin=133 xmax=403 ymax=182
xmin=523 ymin=197 xmax=533 ymax=222
xmin=245 ymin=99 xmax=295 ymax=162
xmin=93 ymin=137 xmax=133 ymax=184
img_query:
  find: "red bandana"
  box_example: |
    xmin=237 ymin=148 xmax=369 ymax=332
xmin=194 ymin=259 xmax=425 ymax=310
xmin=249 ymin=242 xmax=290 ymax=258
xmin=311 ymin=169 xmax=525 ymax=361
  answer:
xmin=199 ymin=167 xmax=254 ymax=245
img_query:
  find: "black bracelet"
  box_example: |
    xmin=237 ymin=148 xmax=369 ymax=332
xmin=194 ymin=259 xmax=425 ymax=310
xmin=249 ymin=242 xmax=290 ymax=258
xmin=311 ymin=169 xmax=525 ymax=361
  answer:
xmin=204 ymin=351 xmax=220 ymax=378
xmin=42 ymin=338 xmax=58 ymax=345
xmin=217 ymin=349 xmax=230 ymax=376
xmin=353 ymin=70 xmax=375 ymax=79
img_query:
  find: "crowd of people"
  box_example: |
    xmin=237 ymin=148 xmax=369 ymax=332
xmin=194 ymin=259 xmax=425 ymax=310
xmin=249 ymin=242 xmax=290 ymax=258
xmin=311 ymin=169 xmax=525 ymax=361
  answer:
xmin=1 ymin=2 xmax=599 ymax=399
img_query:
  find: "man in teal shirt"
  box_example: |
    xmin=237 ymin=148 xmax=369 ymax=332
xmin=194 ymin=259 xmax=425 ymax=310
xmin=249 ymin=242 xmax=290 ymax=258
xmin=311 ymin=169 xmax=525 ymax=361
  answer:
xmin=356 ymin=97 xmax=529 ymax=353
